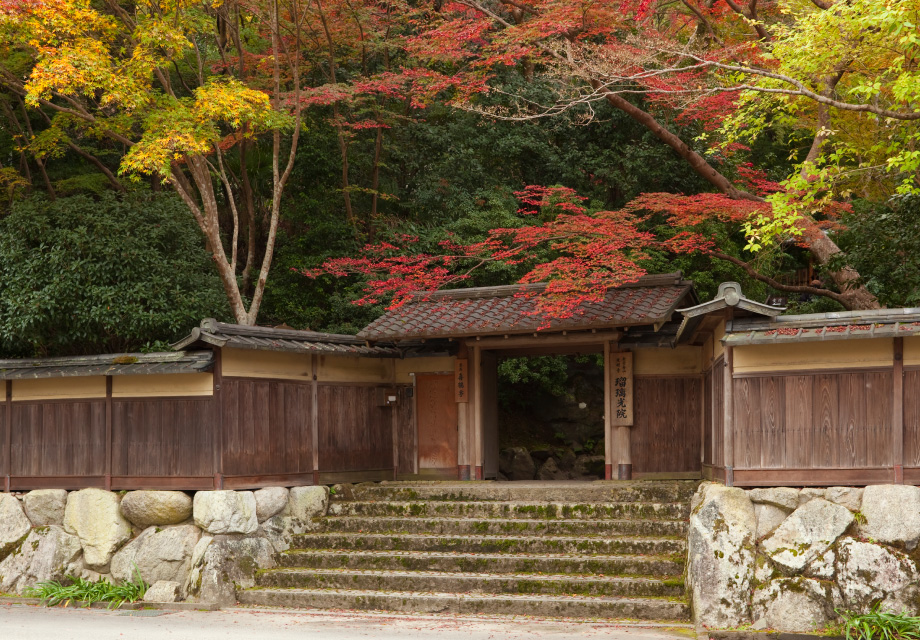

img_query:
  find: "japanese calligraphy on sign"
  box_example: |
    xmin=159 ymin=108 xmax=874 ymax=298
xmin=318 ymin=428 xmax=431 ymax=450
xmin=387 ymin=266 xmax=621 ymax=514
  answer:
xmin=610 ymin=351 xmax=633 ymax=426
xmin=455 ymin=359 xmax=469 ymax=403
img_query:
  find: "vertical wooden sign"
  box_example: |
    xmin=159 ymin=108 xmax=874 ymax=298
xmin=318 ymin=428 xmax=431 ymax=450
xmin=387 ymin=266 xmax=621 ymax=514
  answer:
xmin=611 ymin=352 xmax=633 ymax=427
xmin=455 ymin=359 xmax=469 ymax=403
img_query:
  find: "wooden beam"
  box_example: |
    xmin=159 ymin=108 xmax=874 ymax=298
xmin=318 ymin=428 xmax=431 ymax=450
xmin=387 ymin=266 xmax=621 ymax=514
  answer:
xmin=311 ymin=354 xmax=319 ymax=485
xmin=617 ymin=426 xmax=632 ymax=480
xmin=700 ymin=371 xmax=706 ymax=467
xmin=724 ymin=345 xmax=734 ymax=486
xmin=412 ymin=375 xmax=420 ymax=476
xmin=391 ymin=389 xmax=399 ymax=481
xmin=212 ymin=348 xmax=224 ymax=489
xmin=471 ymin=330 xmax=621 ymax=349
xmin=894 ymin=337 xmax=904 ymax=484
xmin=456 ymin=342 xmax=469 ymax=480
xmin=472 ymin=346 xmax=483 ymax=479
xmin=604 ymin=341 xmax=613 ymax=480
xmin=105 ymin=376 xmax=112 ymax=491
xmin=4 ymin=380 xmax=10 ymax=492
xmin=490 ymin=344 xmax=605 ymax=358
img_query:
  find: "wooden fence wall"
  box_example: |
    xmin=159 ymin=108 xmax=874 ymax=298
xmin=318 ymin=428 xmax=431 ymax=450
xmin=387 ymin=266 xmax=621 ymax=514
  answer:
xmin=706 ymin=337 xmax=918 ymax=487
xmin=0 ymin=373 xmax=417 ymax=491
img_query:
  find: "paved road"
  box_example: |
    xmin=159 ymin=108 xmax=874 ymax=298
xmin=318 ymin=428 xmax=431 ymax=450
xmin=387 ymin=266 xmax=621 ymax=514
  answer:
xmin=0 ymin=604 xmax=695 ymax=640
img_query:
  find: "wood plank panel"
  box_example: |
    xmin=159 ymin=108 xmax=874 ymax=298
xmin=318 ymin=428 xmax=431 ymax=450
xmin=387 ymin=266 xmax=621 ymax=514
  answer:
xmin=838 ymin=373 xmax=867 ymax=468
xmin=812 ymin=374 xmax=839 ymax=468
xmin=112 ymin=398 xmax=213 ymax=477
xmin=905 ymin=371 xmax=920 ymax=466
xmin=784 ymin=376 xmax=812 ymax=468
xmin=11 ymin=402 xmax=105 ymax=477
xmin=759 ymin=377 xmax=785 ymax=468
xmin=317 ymin=385 xmax=393 ymax=473
xmin=866 ymin=371 xmax=893 ymax=468
xmin=416 ymin=374 xmax=458 ymax=471
xmin=632 ymin=377 xmax=701 ymax=474
xmin=396 ymin=386 xmax=416 ymax=474
xmin=221 ymin=378 xmax=313 ymax=477
xmin=733 ymin=378 xmax=762 ymax=469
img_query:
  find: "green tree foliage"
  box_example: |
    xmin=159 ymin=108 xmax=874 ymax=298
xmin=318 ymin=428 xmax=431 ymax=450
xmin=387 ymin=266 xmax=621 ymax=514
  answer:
xmin=834 ymin=195 xmax=920 ymax=308
xmin=0 ymin=193 xmax=229 ymax=356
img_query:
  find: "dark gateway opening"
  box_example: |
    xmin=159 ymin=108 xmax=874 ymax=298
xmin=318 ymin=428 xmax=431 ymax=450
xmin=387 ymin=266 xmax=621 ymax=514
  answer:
xmin=497 ymin=354 xmax=606 ymax=481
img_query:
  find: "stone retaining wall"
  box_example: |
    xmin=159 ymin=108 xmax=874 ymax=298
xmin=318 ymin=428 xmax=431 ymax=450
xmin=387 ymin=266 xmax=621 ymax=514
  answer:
xmin=689 ymin=482 xmax=920 ymax=631
xmin=0 ymin=486 xmax=329 ymax=605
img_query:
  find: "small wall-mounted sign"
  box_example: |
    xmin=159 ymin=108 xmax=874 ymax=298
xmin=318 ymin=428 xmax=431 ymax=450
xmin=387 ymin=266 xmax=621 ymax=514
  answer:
xmin=611 ymin=351 xmax=633 ymax=427
xmin=455 ymin=359 xmax=469 ymax=403
xmin=376 ymin=387 xmax=399 ymax=407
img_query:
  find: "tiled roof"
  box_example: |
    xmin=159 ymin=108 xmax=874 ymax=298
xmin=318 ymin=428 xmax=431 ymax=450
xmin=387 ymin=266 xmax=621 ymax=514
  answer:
xmin=172 ymin=319 xmax=401 ymax=357
xmin=0 ymin=351 xmax=214 ymax=380
xmin=358 ymin=273 xmax=694 ymax=341
xmin=725 ymin=307 xmax=920 ymax=346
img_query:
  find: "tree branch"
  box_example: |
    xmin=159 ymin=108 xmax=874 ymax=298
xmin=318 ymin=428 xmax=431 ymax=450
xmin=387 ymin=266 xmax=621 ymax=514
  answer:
xmin=709 ymin=251 xmax=850 ymax=306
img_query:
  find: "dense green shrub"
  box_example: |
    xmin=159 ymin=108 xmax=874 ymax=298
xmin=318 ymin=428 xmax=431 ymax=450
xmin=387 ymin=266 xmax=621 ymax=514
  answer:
xmin=26 ymin=570 xmax=149 ymax=609
xmin=0 ymin=192 xmax=229 ymax=356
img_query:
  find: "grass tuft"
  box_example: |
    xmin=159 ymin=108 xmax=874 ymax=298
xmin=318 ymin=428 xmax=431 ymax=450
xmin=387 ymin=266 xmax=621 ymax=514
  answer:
xmin=25 ymin=566 xmax=149 ymax=609
xmin=838 ymin=604 xmax=920 ymax=640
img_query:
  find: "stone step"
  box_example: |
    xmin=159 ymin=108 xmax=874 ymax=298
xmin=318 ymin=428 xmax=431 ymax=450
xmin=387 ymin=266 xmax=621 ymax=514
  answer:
xmin=327 ymin=500 xmax=688 ymax=521
xmin=255 ymin=568 xmax=685 ymax=598
xmin=316 ymin=516 xmax=688 ymax=537
xmin=237 ymin=587 xmax=690 ymax=621
xmin=290 ymin=532 xmax=685 ymax=556
xmin=342 ymin=481 xmax=699 ymax=505
xmin=275 ymin=549 xmax=684 ymax=576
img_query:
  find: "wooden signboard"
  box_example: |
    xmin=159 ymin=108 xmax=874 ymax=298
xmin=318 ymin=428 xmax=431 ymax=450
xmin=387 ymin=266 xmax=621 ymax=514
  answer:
xmin=454 ymin=359 xmax=469 ymax=403
xmin=611 ymin=351 xmax=633 ymax=426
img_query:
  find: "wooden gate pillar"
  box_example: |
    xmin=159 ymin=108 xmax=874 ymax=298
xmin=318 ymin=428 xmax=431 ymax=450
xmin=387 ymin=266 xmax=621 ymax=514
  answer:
xmin=608 ymin=350 xmax=634 ymax=480
xmin=604 ymin=342 xmax=613 ymax=479
xmin=723 ymin=345 xmax=734 ymax=487
xmin=472 ymin=345 xmax=483 ymax=480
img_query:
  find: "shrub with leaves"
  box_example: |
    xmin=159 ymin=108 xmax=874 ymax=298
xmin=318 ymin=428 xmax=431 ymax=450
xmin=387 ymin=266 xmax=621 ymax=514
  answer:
xmin=0 ymin=192 xmax=229 ymax=356
xmin=838 ymin=604 xmax=920 ymax=640
xmin=25 ymin=568 xmax=149 ymax=609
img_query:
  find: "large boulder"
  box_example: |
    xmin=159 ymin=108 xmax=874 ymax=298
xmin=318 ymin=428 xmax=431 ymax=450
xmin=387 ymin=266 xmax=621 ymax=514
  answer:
xmin=836 ymin=538 xmax=920 ymax=612
xmin=120 ymin=491 xmax=193 ymax=529
xmin=143 ymin=580 xmax=181 ymax=603
xmin=22 ymin=490 xmax=67 ymax=527
xmin=499 ymin=448 xmax=536 ymax=481
xmin=748 ymin=488 xmax=800 ymax=511
xmin=860 ymin=485 xmax=920 ymax=550
xmin=187 ymin=533 xmax=275 ymax=606
xmin=193 ymin=491 xmax=258 ymax=535
xmin=280 ymin=486 xmax=328 ymax=533
xmin=804 ymin=549 xmax=836 ymax=581
xmin=254 ymin=487 xmax=289 ymax=523
xmin=537 ymin=457 xmax=567 ymax=481
xmin=762 ymin=499 xmax=853 ymax=573
xmin=0 ymin=494 xmax=32 ymax=560
xmin=110 ymin=524 xmax=200 ymax=591
xmin=0 ymin=525 xmax=82 ymax=594
xmin=688 ymin=483 xmax=758 ymax=627
xmin=62 ymin=489 xmax=131 ymax=569
xmin=798 ymin=488 xmax=827 ymax=506
xmin=825 ymin=487 xmax=863 ymax=512
xmin=753 ymin=578 xmax=838 ymax=632
xmin=754 ymin=503 xmax=790 ymax=540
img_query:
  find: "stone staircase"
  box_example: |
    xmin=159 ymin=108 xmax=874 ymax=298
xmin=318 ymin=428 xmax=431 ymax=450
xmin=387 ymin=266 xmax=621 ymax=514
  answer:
xmin=238 ymin=480 xmax=696 ymax=621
